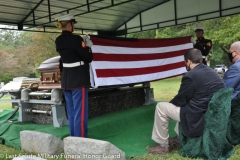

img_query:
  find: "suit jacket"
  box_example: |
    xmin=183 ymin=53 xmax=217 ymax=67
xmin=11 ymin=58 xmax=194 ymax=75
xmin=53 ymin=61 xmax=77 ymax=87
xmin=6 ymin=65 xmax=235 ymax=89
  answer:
xmin=170 ymin=63 xmax=225 ymax=137
xmin=223 ymin=59 xmax=240 ymax=100
xmin=55 ymin=31 xmax=93 ymax=90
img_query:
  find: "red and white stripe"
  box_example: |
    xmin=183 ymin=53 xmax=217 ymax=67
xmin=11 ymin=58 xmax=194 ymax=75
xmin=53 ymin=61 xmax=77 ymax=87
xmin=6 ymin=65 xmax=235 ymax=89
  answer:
xmin=90 ymin=36 xmax=193 ymax=88
xmin=81 ymin=87 xmax=85 ymax=137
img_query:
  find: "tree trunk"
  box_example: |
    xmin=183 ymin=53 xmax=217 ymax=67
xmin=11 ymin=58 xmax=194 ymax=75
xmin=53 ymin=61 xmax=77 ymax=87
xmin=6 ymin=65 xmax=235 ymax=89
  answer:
xmin=220 ymin=46 xmax=229 ymax=54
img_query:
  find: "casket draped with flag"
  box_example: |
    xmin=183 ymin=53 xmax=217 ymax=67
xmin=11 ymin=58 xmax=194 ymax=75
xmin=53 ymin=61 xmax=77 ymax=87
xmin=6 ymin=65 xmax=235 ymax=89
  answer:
xmin=90 ymin=36 xmax=193 ymax=88
xmin=35 ymin=35 xmax=193 ymax=120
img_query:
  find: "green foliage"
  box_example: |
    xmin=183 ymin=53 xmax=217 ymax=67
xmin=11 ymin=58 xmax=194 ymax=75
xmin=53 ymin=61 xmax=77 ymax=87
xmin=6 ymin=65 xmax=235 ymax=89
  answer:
xmin=127 ymin=29 xmax=156 ymax=38
xmin=127 ymin=14 xmax=240 ymax=67
xmin=208 ymin=15 xmax=240 ymax=48
xmin=156 ymin=24 xmax=193 ymax=38
xmin=0 ymin=43 xmax=14 ymax=50
xmin=0 ymin=29 xmax=59 ymax=81
xmin=0 ymin=73 xmax=14 ymax=83
xmin=28 ymin=72 xmax=37 ymax=78
xmin=27 ymin=31 xmax=59 ymax=67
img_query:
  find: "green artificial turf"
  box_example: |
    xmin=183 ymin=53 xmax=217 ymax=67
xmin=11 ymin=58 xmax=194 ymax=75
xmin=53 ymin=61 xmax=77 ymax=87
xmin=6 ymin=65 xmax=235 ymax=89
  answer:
xmin=0 ymin=103 xmax=177 ymax=159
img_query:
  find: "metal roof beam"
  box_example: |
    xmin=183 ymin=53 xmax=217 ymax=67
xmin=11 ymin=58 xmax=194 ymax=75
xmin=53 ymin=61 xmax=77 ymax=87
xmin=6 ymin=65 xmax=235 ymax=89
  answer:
xmin=26 ymin=0 xmax=135 ymax=30
xmin=20 ymin=0 xmax=44 ymax=23
xmin=97 ymin=29 xmax=127 ymax=36
xmin=114 ymin=0 xmax=170 ymax=31
xmin=74 ymin=0 xmax=135 ymax=16
xmin=17 ymin=0 xmax=44 ymax=30
xmin=24 ymin=0 xmax=105 ymax=23
xmin=122 ymin=5 xmax=240 ymax=32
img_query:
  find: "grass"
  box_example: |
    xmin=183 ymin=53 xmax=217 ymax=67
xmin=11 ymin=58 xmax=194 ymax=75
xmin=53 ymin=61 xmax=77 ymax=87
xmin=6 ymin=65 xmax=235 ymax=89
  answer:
xmin=0 ymin=76 xmax=240 ymax=160
xmin=0 ymin=95 xmax=12 ymax=110
xmin=151 ymin=76 xmax=181 ymax=102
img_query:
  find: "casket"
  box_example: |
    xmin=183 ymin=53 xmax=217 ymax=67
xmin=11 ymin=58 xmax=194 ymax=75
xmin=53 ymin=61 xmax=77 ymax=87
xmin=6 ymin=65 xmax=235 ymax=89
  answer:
xmin=34 ymin=56 xmax=145 ymax=124
xmin=37 ymin=56 xmax=61 ymax=90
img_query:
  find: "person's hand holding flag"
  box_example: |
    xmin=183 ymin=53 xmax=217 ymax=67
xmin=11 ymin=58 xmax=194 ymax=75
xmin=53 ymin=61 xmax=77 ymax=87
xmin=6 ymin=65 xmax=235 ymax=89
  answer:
xmin=82 ymin=34 xmax=93 ymax=47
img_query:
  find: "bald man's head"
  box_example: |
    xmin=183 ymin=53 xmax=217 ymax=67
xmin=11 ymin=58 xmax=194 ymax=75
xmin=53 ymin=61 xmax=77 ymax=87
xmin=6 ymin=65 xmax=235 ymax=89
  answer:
xmin=229 ymin=41 xmax=240 ymax=63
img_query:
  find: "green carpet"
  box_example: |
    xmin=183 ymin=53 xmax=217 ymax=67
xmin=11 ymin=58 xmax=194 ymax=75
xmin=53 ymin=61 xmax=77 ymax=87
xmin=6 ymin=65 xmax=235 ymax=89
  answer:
xmin=0 ymin=104 xmax=176 ymax=159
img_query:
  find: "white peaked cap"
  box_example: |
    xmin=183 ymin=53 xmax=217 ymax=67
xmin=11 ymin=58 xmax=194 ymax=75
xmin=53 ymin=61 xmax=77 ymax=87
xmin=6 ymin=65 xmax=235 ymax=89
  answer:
xmin=55 ymin=13 xmax=75 ymax=21
xmin=193 ymin=23 xmax=205 ymax=31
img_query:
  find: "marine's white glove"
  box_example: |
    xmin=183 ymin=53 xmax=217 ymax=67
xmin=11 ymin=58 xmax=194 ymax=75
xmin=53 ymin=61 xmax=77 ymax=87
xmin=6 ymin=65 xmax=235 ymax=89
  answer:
xmin=190 ymin=37 xmax=196 ymax=45
xmin=82 ymin=34 xmax=93 ymax=47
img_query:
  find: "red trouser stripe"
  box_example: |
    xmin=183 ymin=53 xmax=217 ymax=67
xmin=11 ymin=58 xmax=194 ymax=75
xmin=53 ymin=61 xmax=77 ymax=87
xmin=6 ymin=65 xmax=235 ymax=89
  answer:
xmin=81 ymin=87 xmax=85 ymax=137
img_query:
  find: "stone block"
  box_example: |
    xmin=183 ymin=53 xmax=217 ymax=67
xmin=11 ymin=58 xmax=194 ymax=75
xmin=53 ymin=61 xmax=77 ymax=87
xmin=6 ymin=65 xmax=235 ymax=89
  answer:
xmin=64 ymin=137 xmax=125 ymax=160
xmin=20 ymin=130 xmax=63 ymax=155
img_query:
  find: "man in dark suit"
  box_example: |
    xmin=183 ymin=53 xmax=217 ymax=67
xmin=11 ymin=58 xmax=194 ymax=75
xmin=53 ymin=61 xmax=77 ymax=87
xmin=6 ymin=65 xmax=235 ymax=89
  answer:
xmin=191 ymin=24 xmax=212 ymax=65
xmin=146 ymin=48 xmax=225 ymax=154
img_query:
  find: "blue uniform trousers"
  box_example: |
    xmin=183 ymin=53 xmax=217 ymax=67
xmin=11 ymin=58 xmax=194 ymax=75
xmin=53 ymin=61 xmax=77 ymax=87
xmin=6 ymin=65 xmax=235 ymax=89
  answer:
xmin=63 ymin=88 xmax=88 ymax=137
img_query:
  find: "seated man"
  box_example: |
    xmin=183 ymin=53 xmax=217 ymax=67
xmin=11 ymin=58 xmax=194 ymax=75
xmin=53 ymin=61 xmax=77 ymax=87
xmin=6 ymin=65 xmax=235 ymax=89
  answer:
xmin=146 ymin=48 xmax=225 ymax=154
xmin=223 ymin=41 xmax=240 ymax=145
xmin=223 ymin=41 xmax=240 ymax=103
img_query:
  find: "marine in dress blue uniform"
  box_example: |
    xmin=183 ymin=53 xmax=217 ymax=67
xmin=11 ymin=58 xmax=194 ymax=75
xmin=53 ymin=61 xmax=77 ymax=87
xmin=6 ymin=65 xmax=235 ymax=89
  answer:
xmin=55 ymin=13 xmax=93 ymax=137
xmin=191 ymin=24 xmax=212 ymax=65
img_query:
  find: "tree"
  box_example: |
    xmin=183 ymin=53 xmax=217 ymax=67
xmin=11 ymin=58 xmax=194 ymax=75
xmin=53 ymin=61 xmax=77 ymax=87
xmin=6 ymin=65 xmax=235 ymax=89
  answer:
xmin=0 ymin=30 xmax=17 ymax=50
xmin=27 ymin=31 xmax=59 ymax=69
xmin=127 ymin=14 xmax=240 ymax=67
xmin=127 ymin=29 xmax=156 ymax=38
xmin=0 ymin=47 xmax=34 ymax=83
xmin=0 ymin=50 xmax=17 ymax=82
xmin=207 ymin=15 xmax=240 ymax=51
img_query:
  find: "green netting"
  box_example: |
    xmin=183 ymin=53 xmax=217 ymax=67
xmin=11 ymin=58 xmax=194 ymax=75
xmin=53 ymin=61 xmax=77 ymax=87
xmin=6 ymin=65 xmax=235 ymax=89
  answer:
xmin=179 ymin=88 xmax=234 ymax=160
xmin=227 ymin=93 xmax=240 ymax=145
xmin=0 ymin=103 xmax=177 ymax=158
xmin=0 ymin=109 xmax=19 ymax=123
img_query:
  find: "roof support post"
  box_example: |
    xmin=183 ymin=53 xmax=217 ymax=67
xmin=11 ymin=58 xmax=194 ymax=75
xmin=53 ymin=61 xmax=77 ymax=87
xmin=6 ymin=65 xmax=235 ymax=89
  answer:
xmin=219 ymin=0 xmax=222 ymax=17
xmin=33 ymin=10 xmax=36 ymax=26
xmin=139 ymin=13 xmax=142 ymax=31
xmin=48 ymin=0 xmax=52 ymax=22
xmin=86 ymin=0 xmax=90 ymax=12
xmin=174 ymin=0 xmax=177 ymax=25
xmin=124 ymin=22 xmax=127 ymax=37
xmin=18 ymin=23 xmax=23 ymax=30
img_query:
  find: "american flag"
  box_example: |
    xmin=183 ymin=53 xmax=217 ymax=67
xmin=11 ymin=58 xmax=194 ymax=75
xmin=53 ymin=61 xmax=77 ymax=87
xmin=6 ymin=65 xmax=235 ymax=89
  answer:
xmin=90 ymin=36 xmax=193 ymax=88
